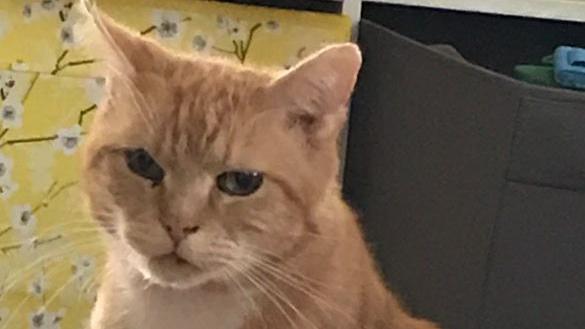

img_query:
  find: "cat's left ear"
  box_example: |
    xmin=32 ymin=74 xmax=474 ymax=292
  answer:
xmin=265 ymin=44 xmax=362 ymax=141
xmin=73 ymin=0 xmax=169 ymax=77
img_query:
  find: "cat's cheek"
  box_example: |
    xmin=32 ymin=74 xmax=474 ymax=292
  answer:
xmin=176 ymin=227 xmax=231 ymax=268
xmin=121 ymin=220 xmax=174 ymax=258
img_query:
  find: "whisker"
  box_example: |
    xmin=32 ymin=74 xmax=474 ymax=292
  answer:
xmin=244 ymin=250 xmax=332 ymax=289
xmin=222 ymin=266 xmax=268 ymax=329
xmin=226 ymin=262 xmax=297 ymax=329
xmin=79 ymin=265 xmax=105 ymax=299
xmin=257 ymin=262 xmax=354 ymax=323
xmin=242 ymin=249 xmax=359 ymax=325
xmin=44 ymin=270 xmax=82 ymax=308
xmin=242 ymin=245 xmax=341 ymax=287
xmin=0 ymin=238 xmax=104 ymax=298
xmin=246 ymin=267 xmax=320 ymax=329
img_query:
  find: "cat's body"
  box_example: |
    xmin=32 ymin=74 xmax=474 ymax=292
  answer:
xmin=78 ymin=2 xmax=440 ymax=329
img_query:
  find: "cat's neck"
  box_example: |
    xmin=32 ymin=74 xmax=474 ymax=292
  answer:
xmin=103 ymin=252 xmax=250 ymax=329
xmin=98 ymin=189 xmax=370 ymax=329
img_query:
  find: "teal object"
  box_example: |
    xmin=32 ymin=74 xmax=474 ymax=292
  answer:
xmin=553 ymin=46 xmax=585 ymax=90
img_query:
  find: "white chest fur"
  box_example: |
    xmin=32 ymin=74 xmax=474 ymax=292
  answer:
xmin=125 ymin=285 xmax=249 ymax=329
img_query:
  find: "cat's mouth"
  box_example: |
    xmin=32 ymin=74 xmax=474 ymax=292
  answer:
xmin=141 ymin=252 xmax=225 ymax=289
xmin=154 ymin=252 xmax=200 ymax=270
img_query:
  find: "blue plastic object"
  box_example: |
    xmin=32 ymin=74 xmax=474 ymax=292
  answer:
xmin=554 ymin=46 xmax=585 ymax=90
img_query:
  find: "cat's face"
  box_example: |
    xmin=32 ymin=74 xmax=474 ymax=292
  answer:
xmin=80 ymin=7 xmax=361 ymax=289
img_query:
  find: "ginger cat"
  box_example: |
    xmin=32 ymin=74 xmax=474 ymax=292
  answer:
xmin=78 ymin=2 xmax=440 ymax=329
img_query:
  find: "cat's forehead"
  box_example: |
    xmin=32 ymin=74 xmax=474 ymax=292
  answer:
xmin=159 ymin=59 xmax=272 ymax=113
xmin=178 ymin=57 xmax=271 ymax=88
xmin=128 ymin=59 xmax=272 ymax=163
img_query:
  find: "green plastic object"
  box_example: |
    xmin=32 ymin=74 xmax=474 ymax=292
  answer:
xmin=513 ymin=53 xmax=563 ymax=88
xmin=513 ymin=65 xmax=559 ymax=87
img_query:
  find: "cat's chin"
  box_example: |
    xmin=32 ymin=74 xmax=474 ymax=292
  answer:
xmin=140 ymin=254 xmax=226 ymax=290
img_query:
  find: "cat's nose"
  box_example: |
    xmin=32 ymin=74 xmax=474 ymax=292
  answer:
xmin=182 ymin=225 xmax=200 ymax=235
xmin=163 ymin=224 xmax=200 ymax=244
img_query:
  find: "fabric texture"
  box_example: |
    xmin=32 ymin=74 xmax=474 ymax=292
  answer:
xmin=344 ymin=19 xmax=585 ymax=329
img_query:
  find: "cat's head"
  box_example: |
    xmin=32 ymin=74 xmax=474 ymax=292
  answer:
xmin=79 ymin=4 xmax=361 ymax=289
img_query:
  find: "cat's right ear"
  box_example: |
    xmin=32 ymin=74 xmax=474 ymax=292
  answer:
xmin=74 ymin=0 xmax=168 ymax=77
xmin=261 ymin=44 xmax=361 ymax=144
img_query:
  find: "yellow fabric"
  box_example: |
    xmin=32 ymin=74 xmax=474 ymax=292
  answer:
xmin=0 ymin=1 xmax=350 ymax=328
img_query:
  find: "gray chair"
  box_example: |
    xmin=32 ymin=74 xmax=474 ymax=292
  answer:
xmin=344 ymin=20 xmax=585 ymax=329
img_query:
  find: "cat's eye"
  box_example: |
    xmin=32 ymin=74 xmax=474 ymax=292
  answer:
xmin=124 ymin=148 xmax=165 ymax=187
xmin=217 ymin=171 xmax=263 ymax=196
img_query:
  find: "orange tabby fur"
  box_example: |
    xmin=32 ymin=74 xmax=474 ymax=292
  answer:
xmin=79 ymin=3 xmax=440 ymax=329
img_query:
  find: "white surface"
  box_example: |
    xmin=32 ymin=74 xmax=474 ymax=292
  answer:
xmin=339 ymin=0 xmax=361 ymax=182
xmin=343 ymin=0 xmax=363 ymax=38
xmin=364 ymin=0 xmax=585 ymax=22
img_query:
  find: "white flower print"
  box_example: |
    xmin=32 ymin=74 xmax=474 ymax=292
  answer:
xmin=1 ymin=73 xmax=16 ymax=90
xmin=23 ymin=3 xmax=33 ymax=18
xmin=29 ymin=273 xmax=47 ymax=298
xmin=0 ymin=177 xmax=18 ymax=200
xmin=10 ymin=60 xmax=29 ymax=72
xmin=11 ymin=204 xmax=38 ymax=238
xmin=53 ymin=125 xmax=82 ymax=155
xmin=53 ymin=309 xmax=66 ymax=328
xmin=216 ymin=15 xmax=229 ymax=29
xmin=24 ymin=0 xmax=73 ymax=24
xmin=58 ymin=23 xmax=76 ymax=48
xmin=22 ymin=3 xmax=44 ymax=23
xmin=29 ymin=308 xmax=64 ymax=329
xmin=217 ymin=15 xmax=248 ymax=42
xmin=227 ymin=19 xmax=248 ymax=42
xmin=192 ymin=33 xmax=214 ymax=54
xmin=265 ymin=19 xmax=280 ymax=33
xmin=152 ymin=10 xmax=183 ymax=39
xmin=40 ymin=0 xmax=57 ymax=11
xmin=85 ymin=77 xmax=105 ymax=105
xmin=1 ymin=100 xmax=24 ymax=128
xmin=72 ymin=255 xmax=95 ymax=289
xmin=0 ymin=152 xmax=13 ymax=180
xmin=29 ymin=309 xmax=45 ymax=329
xmin=72 ymin=256 xmax=95 ymax=277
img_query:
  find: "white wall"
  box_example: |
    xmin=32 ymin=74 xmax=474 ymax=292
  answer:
xmin=367 ymin=0 xmax=585 ymax=22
